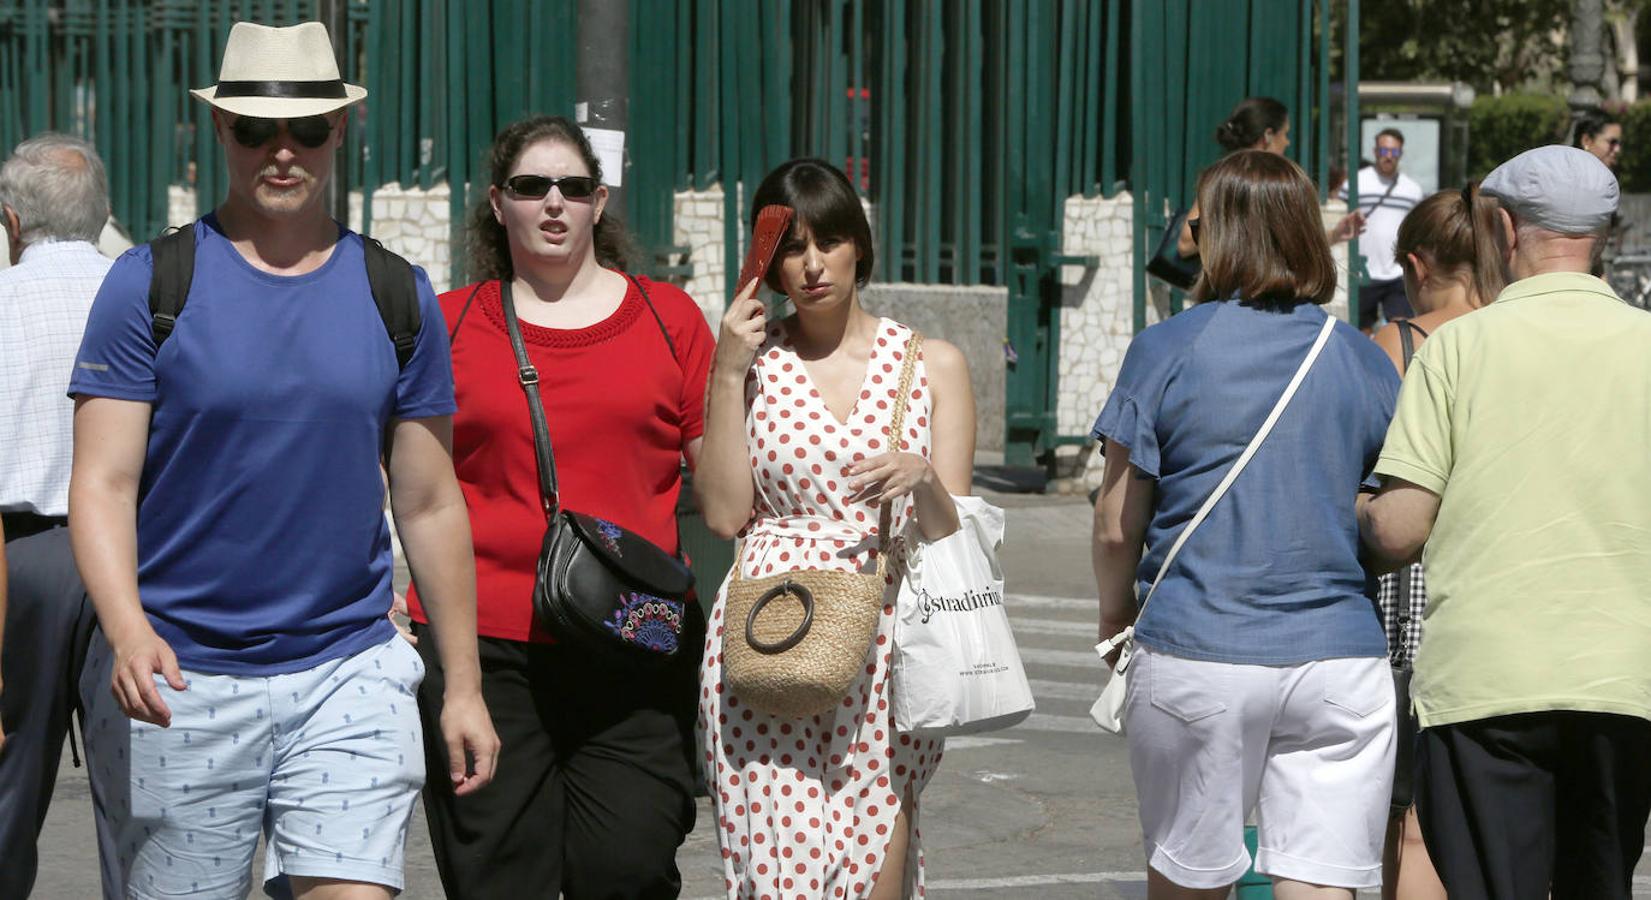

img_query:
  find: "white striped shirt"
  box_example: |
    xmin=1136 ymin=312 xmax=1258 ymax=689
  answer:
xmin=0 ymin=239 xmax=114 ymax=515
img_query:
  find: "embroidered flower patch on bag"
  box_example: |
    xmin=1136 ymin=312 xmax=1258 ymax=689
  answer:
xmin=604 ymin=592 xmax=684 ymax=653
xmin=594 ymin=518 xmax=625 ymax=556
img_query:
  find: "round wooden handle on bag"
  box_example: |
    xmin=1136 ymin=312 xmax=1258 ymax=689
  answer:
xmin=745 ymin=579 xmax=814 ymax=654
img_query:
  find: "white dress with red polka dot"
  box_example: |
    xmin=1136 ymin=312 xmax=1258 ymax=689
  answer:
xmin=698 ymin=317 xmax=944 ymax=899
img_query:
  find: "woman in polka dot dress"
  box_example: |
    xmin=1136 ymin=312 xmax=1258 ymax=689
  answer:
xmin=694 ymin=158 xmax=977 ymax=899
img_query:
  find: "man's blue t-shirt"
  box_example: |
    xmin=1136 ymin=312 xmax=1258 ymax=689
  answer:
xmin=1092 ymin=300 xmax=1399 ymax=665
xmin=70 ymin=215 xmax=455 ymax=675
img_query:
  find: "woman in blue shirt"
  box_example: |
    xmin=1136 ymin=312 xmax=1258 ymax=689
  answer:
xmin=1092 ymin=150 xmax=1400 ymax=899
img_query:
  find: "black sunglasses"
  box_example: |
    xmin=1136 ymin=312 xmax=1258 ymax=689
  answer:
xmin=231 ymin=115 xmax=335 ymax=150
xmin=503 ymin=174 xmax=599 ymax=200
xmin=1188 ymin=217 xmax=1202 ymax=246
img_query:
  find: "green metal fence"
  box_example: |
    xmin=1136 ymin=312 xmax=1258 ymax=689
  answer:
xmin=1128 ymin=0 xmax=1353 ymax=334
xmin=0 ymin=0 xmax=315 ymax=243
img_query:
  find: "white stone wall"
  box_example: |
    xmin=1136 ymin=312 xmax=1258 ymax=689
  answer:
xmin=164 ymin=183 xmax=454 ymax=291
xmin=673 ymin=186 xmax=727 ymax=328
xmin=363 ymin=182 xmax=453 ymax=292
xmin=167 ymin=185 xmax=197 ymax=229
xmin=1048 ymin=191 xmax=1135 ymax=493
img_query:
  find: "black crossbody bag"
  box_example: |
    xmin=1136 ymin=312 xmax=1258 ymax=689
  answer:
xmin=496 ymin=277 xmax=696 ymax=663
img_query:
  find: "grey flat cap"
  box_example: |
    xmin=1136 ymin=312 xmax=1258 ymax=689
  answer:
xmin=1480 ymin=145 xmax=1618 ymax=234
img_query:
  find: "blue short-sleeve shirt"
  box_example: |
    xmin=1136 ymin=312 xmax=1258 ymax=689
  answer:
xmin=1092 ymin=300 xmax=1399 ymax=665
xmin=70 ymin=215 xmax=456 ymax=675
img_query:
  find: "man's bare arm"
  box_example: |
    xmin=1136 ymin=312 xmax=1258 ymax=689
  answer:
xmin=1358 ymin=479 xmax=1442 ymax=575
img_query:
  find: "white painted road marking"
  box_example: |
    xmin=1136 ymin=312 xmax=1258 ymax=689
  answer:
xmin=1007 ymin=616 xmax=1096 ymax=637
xmin=1006 ymin=592 xmax=1092 ymax=613
xmin=1026 ymin=678 xmax=1102 ymax=701
xmin=1016 ymin=646 xmax=1103 ymax=669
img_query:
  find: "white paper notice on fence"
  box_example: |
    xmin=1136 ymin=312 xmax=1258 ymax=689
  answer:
xmin=584 ymin=127 xmax=626 ymax=187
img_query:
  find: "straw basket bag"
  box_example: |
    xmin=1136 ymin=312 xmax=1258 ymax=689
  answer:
xmin=723 ymin=333 xmax=923 ymax=719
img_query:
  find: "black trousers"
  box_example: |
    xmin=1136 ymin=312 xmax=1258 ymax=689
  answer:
xmin=0 ymin=527 xmax=115 ymax=899
xmin=1358 ymin=277 xmax=1413 ymax=329
xmin=1416 ymin=711 xmax=1651 ymax=900
xmin=414 ymin=624 xmax=701 ymax=900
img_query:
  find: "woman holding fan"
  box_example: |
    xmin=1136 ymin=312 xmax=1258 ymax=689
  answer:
xmin=694 ymin=158 xmax=977 ymax=898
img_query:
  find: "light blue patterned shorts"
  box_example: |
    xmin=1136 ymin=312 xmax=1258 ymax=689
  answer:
xmin=80 ymin=632 xmax=426 ymax=899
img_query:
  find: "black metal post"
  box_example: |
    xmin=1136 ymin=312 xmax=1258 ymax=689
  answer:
xmin=577 ymin=0 xmax=629 ymax=214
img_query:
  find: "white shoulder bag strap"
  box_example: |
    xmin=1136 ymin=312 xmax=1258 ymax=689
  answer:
xmin=1091 ymin=312 xmax=1339 ymax=733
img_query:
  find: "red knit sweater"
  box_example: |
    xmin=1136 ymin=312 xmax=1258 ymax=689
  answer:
xmin=407 ymin=275 xmax=714 ymax=643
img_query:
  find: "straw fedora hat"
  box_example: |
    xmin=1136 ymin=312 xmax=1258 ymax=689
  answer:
xmin=190 ymin=21 xmax=367 ymax=118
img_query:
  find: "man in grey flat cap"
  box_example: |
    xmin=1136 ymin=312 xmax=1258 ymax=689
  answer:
xmin=1358 ymin=145 xmax=1651 ymax=899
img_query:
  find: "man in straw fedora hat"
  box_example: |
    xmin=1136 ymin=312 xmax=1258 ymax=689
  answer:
xmin=67 ymin=20 xmax=498 ymax=899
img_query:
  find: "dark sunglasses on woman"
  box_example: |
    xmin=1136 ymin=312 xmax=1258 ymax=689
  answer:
xmin=231 ymin=115 xmax=336 ymax=149
xmin=503 ymin=174 xmax=599 ymax=200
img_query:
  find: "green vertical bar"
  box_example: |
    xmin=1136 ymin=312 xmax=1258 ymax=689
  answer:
xmin=417 ymin=0 xmax=436 ymax=189
xmin=964 ymin=0 xmax=982 ymax=281
xmin=945 ymin=1 xmax=968 ymax=282
xmin=24 ymin=0 xmax=47 ymax=131
xmin=735 ymin=0 xmax=762 ymax=196
xmin=675 ymin=0 xmax=692 ymax=189
xmin=133 ymin=0 xmax=153 ymax=239
xmin=1298 ymin=0 xmax=1312 ymax=174
xmin=1101 ymin=0 xmax=1120 ymax=195
xmin=1130 ymin=0 xmax=1148 ymax=334
xmin=376 ymin=0 xmax=398 ymax=192
xmin=113 ymin=0 xmax=133 ymax=232
xmin=718 ymin=0 xmax=743 ymax=300
xmin=362 ymin=0 xmax=382 ymax=235
xmin=888 ymin=0 xmax=906 ymax=280
xmin=446 ymin=0 xmax=468 ymax=285
xmin=766 ymin=0 xmax=792 ymax=170
xmin=849 ymin=0 xmax=864 ymax=194
xmin=397 ymin=0 xmax=415 ymax=185
xmin=923 ymin=0 xmax=941 ymax=283
xmin=465 ymin=0 xmax=493 ymax=228
xmin=1345 ymin=0 xmax=1360 ymax=325
xmin=1054 ymin=0 xmax=1076 ymax=201
xmin=153 ymin=19 xmax=174 ymax=235
xmin=0 ymin=8 xmax=16 ymax=153
xmin=694 ymin=0 xmax=717 ymax=187
xmin=1317 ymin=0 xmax=1330 ymax=196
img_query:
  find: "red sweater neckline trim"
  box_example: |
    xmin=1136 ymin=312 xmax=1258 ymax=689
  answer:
xmin=478 ymin=276 xmax=644 ymax=348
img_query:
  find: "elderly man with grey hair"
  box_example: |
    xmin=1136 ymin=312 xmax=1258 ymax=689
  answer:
xmin=1359 ymin=145 xmax=1651 ymax=899
xmin=0 ymin=132 xmax=120 ymax=898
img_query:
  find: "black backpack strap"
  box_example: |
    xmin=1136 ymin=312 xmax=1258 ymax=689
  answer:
xmin=362 ymin=235 xmax=421 ymax=370
xmin=148 ymin=223 xmax=197 ymax=348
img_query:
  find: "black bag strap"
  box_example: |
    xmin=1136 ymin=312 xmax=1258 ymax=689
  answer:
xmin=499 ymin=279 xmax=562 ymax=518
xmin=626 ymin=273 xmax=679 ymax=365
xmin=1394 ymin=318 xmax=1429 ymax=373
xmin=362 ymin=235 xmax=421 ymax=370
xmin=449 ymin=281 xmax=487 ymax=344
xmin=148 ymin=223 xmax=197 ymax=346
xmin=148 ymin=222 xmax=421 ymax=371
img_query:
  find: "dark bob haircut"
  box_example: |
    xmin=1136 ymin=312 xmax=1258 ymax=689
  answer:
xmin=1192 ymin=150 xmax=1337 ymax=306
xmin=748 ymin=158 xmax=875 ymax=291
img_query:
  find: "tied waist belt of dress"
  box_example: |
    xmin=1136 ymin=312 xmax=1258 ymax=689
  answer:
xmin=742 ymin=516 xmax=886 ymax=550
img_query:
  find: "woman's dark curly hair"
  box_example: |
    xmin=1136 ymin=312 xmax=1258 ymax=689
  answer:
xmin=467 ymin=115 xmax=638 ymax=280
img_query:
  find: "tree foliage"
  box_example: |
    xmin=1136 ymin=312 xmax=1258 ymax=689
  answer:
xmin=1360 ymin=0 xmax=1570 ymax=93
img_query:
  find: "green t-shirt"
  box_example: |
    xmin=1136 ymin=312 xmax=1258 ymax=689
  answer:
xmin=1375 ymin=272 xmax=1651 ymax=728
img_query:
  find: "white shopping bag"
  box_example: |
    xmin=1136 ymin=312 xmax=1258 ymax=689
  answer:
xmin=892 ymin=496 xmax=1035 ymax=736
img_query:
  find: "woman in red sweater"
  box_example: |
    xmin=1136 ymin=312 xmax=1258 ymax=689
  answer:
xmin=406 ymin=115 xmax=714 ymax=898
